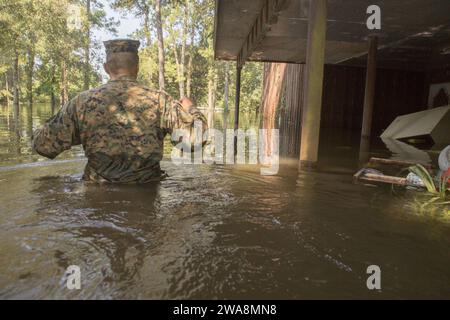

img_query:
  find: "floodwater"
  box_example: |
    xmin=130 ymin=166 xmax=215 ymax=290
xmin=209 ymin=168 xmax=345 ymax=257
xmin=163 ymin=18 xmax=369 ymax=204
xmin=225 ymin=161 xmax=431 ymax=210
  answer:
xmin=0 ymin=104 xmax=449 ymax=299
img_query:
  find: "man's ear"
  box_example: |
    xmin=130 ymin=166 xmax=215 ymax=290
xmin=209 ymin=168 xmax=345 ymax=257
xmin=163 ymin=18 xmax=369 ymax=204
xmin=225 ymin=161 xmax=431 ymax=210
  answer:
xmin=134 ymin=64 xmax=139 ymax=77
xmin=103 ymin=63 xmax=110 ymax=76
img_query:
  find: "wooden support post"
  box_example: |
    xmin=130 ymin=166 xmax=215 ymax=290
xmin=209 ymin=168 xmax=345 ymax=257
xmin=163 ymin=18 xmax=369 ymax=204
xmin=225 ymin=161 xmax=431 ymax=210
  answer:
xmin=234 ymin=64 xmax=242 ymax=153
xmin=299 ymin=0 xmax=327 ymax=170
xmin=223 ymin=62 xmax=230 ymax=130
xmin=359 ymin=36 xmax=378 ymax=162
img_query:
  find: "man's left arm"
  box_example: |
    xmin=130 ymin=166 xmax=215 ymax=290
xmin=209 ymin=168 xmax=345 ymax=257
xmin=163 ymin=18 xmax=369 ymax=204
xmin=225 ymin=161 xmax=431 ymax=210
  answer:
xmin=32 ymin=97 xmax=81 ymax=159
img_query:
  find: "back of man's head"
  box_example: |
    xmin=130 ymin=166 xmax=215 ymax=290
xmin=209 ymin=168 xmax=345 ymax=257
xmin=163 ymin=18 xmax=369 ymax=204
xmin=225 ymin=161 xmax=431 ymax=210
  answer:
xmin=105 ymin=52 xmax=139 ymax=77
xmin=103 ymin=39 xmax=140 ymax=79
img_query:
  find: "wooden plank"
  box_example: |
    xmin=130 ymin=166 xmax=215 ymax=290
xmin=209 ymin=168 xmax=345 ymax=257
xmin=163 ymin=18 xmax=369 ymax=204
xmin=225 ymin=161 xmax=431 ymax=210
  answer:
xmin=369 ymin=157 xmax=433 ymax=169
xmin=353 ymin=168 xmax=408 ymax=186
xmin=356 ymin=173 xmax=408 ymax=186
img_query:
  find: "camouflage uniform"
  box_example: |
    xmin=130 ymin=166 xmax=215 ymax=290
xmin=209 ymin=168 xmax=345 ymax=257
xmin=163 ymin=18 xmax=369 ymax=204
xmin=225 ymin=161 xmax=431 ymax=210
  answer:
xmin=32 ymin=40 xmax=207 ymax=183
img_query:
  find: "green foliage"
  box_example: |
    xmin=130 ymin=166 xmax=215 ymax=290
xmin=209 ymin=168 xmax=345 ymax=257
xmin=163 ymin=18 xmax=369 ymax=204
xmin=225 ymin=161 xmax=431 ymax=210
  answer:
xmin=409 ymin=164 xmax=437 ymax=194
xmin=0 ymin=89 xmax=12 ymax=99
xmin=0 ymin=0 xmax=263 ymax=114
xmin=0 ymin=0 xmax=117 ymax=105
xmin=407 ymin=164 xmax=450 ymax=218
xmin=116 ymin=0 xmax=263 ymax=112
xmin=240 ymin=63 xmax=264 ymax=112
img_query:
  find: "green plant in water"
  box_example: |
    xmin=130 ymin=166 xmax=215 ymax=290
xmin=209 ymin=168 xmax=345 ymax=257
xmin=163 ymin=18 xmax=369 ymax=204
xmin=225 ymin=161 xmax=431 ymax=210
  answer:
xmin=438 ymin=175 xmax=450 ymax=200
xmin=408 ymin=164 xmax=437 ymax=193
xmin=407 ymin=164 xmax=450 ymax=217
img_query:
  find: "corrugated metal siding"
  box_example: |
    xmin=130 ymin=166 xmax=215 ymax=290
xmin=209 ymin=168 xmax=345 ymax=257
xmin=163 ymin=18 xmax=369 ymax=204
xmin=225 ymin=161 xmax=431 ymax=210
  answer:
xmin=279 ymin=64 xmax=305 ymax=156
xmin=279 ymin=64 xmax=428 ymax=156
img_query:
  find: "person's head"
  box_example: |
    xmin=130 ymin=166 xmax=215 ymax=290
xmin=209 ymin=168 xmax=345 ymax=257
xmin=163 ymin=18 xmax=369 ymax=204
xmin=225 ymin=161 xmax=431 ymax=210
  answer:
xmin=103 ymin=39 xmax=140 ymax=80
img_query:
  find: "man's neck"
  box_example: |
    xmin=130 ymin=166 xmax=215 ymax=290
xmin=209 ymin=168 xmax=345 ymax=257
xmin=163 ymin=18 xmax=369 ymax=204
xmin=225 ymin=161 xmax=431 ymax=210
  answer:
xmin=109 ymin=74 xmax=137 ymax=81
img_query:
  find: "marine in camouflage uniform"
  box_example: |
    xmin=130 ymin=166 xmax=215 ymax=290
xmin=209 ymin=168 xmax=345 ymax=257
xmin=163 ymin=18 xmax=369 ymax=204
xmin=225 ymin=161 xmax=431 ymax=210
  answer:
xmin=32 ymin=39 xmax=207 ymax=183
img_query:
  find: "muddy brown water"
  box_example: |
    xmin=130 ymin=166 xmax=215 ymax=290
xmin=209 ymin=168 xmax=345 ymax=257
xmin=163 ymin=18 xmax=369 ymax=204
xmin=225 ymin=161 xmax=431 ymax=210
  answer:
xmin=0 ymin=104 xmax=449 ymax=299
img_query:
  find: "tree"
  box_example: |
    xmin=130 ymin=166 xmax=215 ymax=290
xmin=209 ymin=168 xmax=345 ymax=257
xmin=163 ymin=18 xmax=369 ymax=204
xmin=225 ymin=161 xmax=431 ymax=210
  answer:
xmin=111 ymin=0 xmax=153 ymax=84
xmin=260 ymin=63 xmax=286 ymax=156
xmin=83 ymin=0 xmax=92 ymax=91
xmin=0 ymin=0 xmax=265 ymax=124
xmin=166 ymin=0 xmax=188 ymax=98
xmin=155 ymin=0 xmax=166 ymax=92
xmin=0 ymin=0 xmax=28 ymax=124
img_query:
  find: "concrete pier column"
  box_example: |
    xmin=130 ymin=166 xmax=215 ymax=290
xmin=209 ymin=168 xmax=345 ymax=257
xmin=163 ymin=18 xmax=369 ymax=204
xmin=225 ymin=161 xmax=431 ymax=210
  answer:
xmin=359 ymin=35 xmax=378 ymax=164
xmin=234 ymin=64 xmax=242 ymax=153
xmin=299 ymin=0 xmax=327 ymax=170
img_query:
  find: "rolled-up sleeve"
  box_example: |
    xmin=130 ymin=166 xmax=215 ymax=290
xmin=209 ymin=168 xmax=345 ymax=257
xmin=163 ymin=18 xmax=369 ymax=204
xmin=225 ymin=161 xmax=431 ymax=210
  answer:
xmin=161 ymin=98 xmax=208 ymax=135
xmin=32 ymin=97 xmax=81 ymax=159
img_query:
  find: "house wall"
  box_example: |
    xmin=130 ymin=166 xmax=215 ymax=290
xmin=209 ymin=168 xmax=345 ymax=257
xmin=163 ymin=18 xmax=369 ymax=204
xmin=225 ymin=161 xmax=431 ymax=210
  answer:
xmin=426 ymin=65 xmax=450 ymax=108
xmin=279 ymin=64 xmax=429 ymax=156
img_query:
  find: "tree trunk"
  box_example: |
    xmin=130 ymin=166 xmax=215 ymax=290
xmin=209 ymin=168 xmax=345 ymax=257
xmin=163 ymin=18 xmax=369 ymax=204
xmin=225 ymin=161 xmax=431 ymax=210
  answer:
xmin=143 ymin=4 xmax=152 ymax=84
xmin=143 ymin=4 xmax=151 ymax=47
xmin=26 ymin=41 xmax=35 ymax=111
xmin=5 ymin=72 xmax=10 ymax=107
xmin=186 ymin=54 xmax=193 ymax=98
xmin=155 ymin=0 xmax=166 ymax=92
xmin=179 ymin=2 xmax=188 ymax=98
xmin=258 ymin=63 xmax=272 ymax=117
xmin=12 ymin=46 xmax=20 ymax=126
xmin=51 ymin=89 xmax=56 ymax=115
xmin=186 ymin=28 xmax=194 ymax=98
xmin=83 ymin=0 xmax=91 ymax=91
xmin=173 ymin=45 xmax=184 ymax=99
xmin=207 ymin=71 xmax=217 ymax=129
xmin=186 ymin=0 xmax=195 ymax=98
xmin=260 ymin=63 xmax=287 ymax=157
xmin=60 ymin=60 xmax=69 ymax=106
xmin=172 ymin=3 xmax=188 ymax=100
xmin=50 ymin=65 xmax=57 ymax=114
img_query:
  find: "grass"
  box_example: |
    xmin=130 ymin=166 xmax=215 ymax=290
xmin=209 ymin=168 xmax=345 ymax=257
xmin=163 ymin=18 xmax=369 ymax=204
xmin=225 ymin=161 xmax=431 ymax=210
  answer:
xmin=407 ymin=164 xmax=450 ymax=217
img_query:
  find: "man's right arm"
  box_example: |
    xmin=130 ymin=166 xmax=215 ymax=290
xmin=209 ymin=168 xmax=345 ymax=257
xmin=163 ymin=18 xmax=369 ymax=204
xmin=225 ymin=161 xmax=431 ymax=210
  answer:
xmin=160 ymin=95 xmax=208 ymax=138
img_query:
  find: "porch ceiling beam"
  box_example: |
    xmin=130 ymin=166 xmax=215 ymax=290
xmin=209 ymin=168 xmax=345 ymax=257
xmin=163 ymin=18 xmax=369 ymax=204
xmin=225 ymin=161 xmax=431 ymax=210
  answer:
xmin=236 ymin=0 xmax=288 ymax=69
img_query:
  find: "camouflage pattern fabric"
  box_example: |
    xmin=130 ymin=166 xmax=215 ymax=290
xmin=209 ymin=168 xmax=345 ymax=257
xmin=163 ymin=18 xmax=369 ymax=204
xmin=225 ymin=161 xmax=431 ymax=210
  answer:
xmin=32 ymin=76 xmax=207 ymax=183
xmin=104 ymin=39 xmax=140 ymax=55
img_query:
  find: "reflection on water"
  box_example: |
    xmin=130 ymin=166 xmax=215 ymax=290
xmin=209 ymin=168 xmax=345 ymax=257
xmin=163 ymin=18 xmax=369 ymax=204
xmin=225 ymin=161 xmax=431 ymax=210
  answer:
xmin=0 ymin=104 xmax=85 ymax=166
xmin=381 ymin=138 xmax=432 ymax=165
xmin=0 ymin=104 xmax=450 ymax=299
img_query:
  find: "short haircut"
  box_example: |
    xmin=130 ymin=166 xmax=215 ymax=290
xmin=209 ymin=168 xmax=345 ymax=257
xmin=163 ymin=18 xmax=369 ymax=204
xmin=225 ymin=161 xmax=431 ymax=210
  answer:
xmin=105 ymin=52 xmax=139 ymax=74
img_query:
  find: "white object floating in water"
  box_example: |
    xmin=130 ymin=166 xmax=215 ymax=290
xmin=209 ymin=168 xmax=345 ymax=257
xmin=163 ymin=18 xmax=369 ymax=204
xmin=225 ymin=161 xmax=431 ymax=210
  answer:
xmin=381 ymin=105 xmax=450 ymax=146
xmin=406 ymin=173 xmax=426 ymax=187
xmin=438 ymin=145 xmax=450 ymax=172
